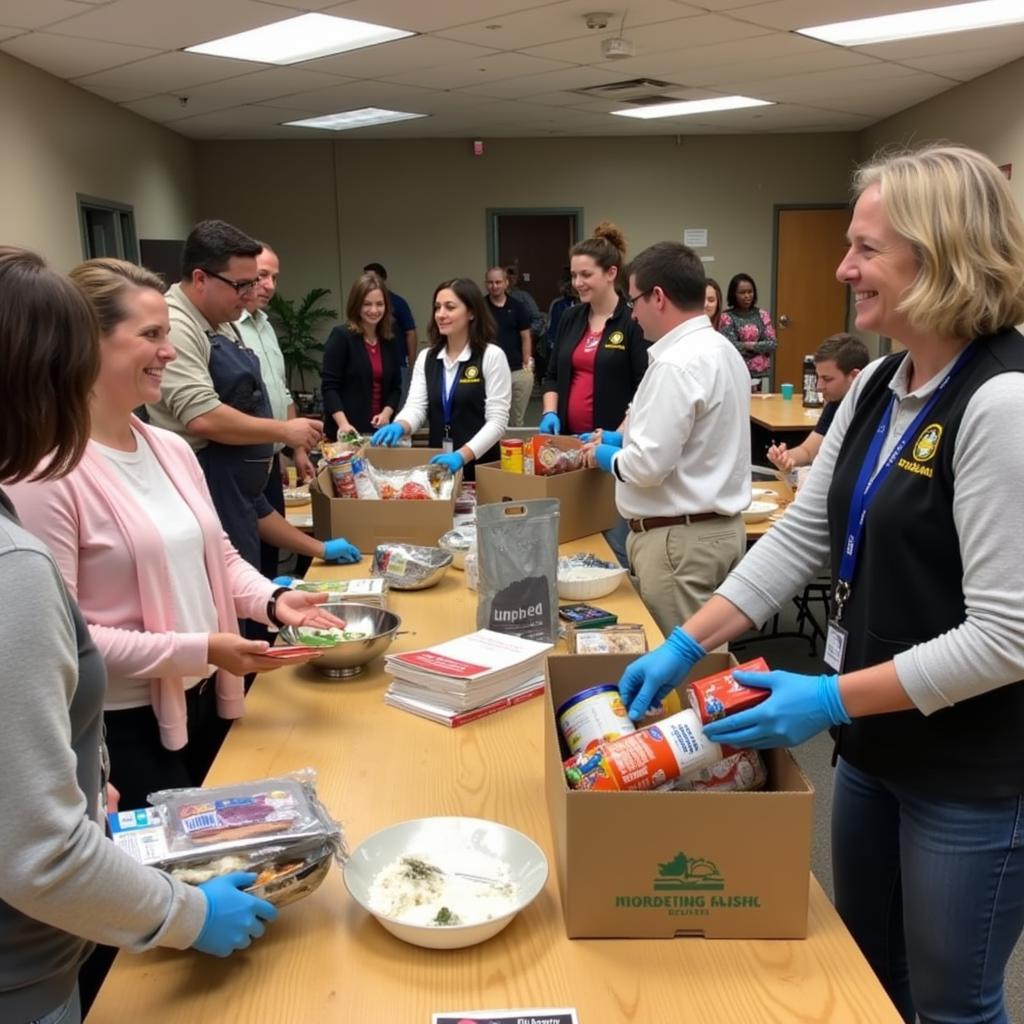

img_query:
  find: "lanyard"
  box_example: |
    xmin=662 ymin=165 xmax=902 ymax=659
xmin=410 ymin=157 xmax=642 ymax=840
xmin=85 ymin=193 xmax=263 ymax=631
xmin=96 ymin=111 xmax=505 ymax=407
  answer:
xmin=440 ymin=363 xmax=462 ymax=435
xmin=833 ymin=344 xmax=975 ymax=620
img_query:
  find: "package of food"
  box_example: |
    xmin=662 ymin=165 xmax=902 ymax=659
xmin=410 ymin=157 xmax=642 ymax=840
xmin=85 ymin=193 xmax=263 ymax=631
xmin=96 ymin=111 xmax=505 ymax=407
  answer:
xmin=366 ymin=463 xmax=448 ymax=501
xmin=569 ymin=624 xmax=648 ymax=655
xmin=107 ymin=769 xmax=346 ymax=908
xmin=292 ymin=577 xmax=389 ymax=608
xmin=476 ymin=499 xmax=559 ymax=643
xmin=372 ymin=543 xmax=451 ymax=589
xmin=673 ymin=749 xmax=768 ymax=793
xmin=530 ymin=435 xmax=587 ymax=477
xmin=687 ymin=657 xmax=770 ymax=724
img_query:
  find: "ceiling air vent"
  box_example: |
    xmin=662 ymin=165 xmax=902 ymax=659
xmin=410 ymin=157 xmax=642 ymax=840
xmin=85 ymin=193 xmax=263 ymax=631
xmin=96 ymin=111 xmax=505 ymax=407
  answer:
xmin=572 ymin=78 xmax=690 ymax=105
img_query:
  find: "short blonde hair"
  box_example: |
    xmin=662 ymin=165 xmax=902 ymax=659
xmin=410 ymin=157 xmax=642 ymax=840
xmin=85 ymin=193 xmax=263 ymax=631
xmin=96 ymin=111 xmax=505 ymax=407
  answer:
xmin=69 ymin=258 xmax=166 ymax=335
xmin=855 ymin=144 xmax=1024 ymax=339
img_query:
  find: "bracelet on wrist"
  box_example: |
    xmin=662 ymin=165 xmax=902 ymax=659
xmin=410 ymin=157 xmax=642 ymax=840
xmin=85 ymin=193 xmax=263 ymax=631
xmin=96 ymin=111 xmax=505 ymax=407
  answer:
xmin=266 ymin=586 xmax=289 ymax=628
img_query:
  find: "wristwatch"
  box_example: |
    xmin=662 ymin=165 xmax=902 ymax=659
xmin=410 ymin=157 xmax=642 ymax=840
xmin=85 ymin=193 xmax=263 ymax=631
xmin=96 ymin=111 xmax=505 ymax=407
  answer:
xmin=266 ymin=586 xmax=289 ymax=628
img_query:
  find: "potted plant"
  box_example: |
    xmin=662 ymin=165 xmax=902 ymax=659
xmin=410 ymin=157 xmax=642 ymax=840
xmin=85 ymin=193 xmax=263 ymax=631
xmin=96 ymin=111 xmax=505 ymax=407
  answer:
xmin=267 ymin=287 xmax=337 ymax=394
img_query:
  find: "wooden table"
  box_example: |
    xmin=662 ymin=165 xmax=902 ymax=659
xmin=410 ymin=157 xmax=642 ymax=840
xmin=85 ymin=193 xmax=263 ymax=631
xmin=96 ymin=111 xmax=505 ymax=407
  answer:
xmin=89 ymin=537 xmax=899 ymax=1024
xmin=285 ymin=498 xmax=313 ymax=533
xmin=749 ymin=394 xmax=823 ymax=433
xmin=746 ymin=479 xmax=793 ymax=542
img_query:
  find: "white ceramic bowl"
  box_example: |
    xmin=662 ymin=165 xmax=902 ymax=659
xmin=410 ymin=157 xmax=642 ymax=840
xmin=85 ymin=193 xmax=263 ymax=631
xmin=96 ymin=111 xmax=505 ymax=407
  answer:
xmin=741 ymin=499 xmax=778 ymax=524
xmin=557 ymin=564 xmax=627 ymax=601
xmin=283 ymin=487 xmax=310 ymax=507
xmin=343 ymin=816 xmax=548 ymax=950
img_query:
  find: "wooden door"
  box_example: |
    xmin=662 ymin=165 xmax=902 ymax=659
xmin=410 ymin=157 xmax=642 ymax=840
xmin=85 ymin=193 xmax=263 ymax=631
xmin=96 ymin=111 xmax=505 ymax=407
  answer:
xmin=773 ymin=207 xmax=851 ymax=389
xmin=496 ymin=213 xmax=578 ymax=311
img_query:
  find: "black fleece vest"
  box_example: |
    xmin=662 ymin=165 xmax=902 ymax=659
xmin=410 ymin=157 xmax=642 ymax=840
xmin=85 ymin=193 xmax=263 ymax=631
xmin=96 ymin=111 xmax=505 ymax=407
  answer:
xmin=826 ymin=329 xmax=1024 ymax=797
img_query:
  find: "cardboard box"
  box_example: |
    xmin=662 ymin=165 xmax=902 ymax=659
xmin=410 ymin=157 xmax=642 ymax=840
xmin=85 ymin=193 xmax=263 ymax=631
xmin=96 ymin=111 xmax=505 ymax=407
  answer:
xmin=544 ymin=653 xmax=814 ymax=939
xmin=475 ymin=462 xmax=618 ymax=543
xmin=310 ymin=448 xmax=460 ymax=553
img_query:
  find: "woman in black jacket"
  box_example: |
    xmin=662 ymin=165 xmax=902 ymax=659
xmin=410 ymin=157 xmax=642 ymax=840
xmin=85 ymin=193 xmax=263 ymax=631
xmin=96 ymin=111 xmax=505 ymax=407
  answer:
xmin=321 ymin=272 xmax=402 ymax=439
xmin=539 ymin=222 xmax=647 ymax=436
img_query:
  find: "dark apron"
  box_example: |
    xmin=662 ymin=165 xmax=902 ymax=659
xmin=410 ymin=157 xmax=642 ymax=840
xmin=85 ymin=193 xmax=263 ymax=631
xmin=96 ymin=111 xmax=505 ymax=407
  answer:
xmin=195 ymin=331 xmax=274 ymax=570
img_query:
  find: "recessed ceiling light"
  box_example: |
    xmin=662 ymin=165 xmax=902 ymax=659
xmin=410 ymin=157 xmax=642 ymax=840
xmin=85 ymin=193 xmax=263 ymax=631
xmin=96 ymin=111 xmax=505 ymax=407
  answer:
xmin=282 ymin=108 xmax=428 ymax=131
xmin=797 ymin=0 xmax=1024 ymax=47
xmin=185 ymin=13 xmax=413 ymax=65
xmin=611 ymin=96 xmax=773 ymax=120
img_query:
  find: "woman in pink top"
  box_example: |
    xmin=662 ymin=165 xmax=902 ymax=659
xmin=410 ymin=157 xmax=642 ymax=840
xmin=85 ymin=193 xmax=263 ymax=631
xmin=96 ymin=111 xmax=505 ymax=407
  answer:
xmin=9 ymin=259 xmax=343 ymax=811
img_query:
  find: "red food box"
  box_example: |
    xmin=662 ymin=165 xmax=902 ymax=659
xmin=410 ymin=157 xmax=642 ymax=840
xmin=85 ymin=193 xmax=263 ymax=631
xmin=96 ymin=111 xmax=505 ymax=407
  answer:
xmin=687 ymin=656 xmax=770 ymax=724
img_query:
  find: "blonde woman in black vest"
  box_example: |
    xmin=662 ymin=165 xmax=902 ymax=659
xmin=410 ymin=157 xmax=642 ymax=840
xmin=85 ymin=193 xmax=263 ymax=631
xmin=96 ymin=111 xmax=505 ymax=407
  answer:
xmin=371 ymin=278 xmax=510 ymax=481
xmin=616 ymin=145 xmax=1024 ymax=1023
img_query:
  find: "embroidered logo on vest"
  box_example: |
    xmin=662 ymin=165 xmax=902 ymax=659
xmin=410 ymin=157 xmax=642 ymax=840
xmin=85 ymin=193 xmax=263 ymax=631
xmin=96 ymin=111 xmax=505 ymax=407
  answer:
xmin=912 ymin=423 xmax=942 ymax=462
xmin=605 ymin=330 xmax=625 ymax=350
xmin=462 ymin=365 xmax=481 ymax=382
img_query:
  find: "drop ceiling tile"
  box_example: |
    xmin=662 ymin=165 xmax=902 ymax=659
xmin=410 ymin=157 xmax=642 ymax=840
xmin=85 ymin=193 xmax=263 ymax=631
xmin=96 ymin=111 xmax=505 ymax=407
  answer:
xmin=1 ymin=31 xmax=159 ymax=79
xmin=452 ymin=64 xmax=634 ymax=100
xmin=852 ymin=22 xmax=1024 ymax=61
xmin=727 ymin=0 xmax=971 ymax=32
xmin=305 ymin=34 xmax=498 ymax=79
xmin=74 ymin=51 xmax=268 ymax=96
xmin=179 ymin=66 xmax=357 ymax=108
xmin=0 ymin=27 xmax=27 ymax=43
xmin=380 ymin=51 xmax=575 ymax=90
xmin=688 ymin=48 xmax=881 ymax=88
xmin=255 ymin=78 xmax=456 ymax=112
xmin=321 ymin=0 xmax=560 ymax=34
xmin=900 ymin=47 xmax=1024 ymax=82
xmin=50 ymin=0 xmax=289 ymax=48
xmin=0 ymin=1 xmax=89 ymax=29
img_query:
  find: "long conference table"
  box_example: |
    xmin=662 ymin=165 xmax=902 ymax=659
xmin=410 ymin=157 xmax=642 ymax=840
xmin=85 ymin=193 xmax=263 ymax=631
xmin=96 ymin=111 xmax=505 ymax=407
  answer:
xmin=89 ymin=534 xmax=901 ymax=1023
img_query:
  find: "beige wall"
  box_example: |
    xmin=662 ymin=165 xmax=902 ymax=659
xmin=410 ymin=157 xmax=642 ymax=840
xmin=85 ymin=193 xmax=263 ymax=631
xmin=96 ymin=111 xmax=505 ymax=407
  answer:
xmin=199 ymin=133 xmax=860 ymax=341
xmin=0 ymin=52 xmax=197 ymax=271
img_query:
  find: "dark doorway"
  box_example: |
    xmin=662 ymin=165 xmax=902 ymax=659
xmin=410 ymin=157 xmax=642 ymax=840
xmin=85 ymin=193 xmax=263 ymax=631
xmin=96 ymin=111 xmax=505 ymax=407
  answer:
xmin=487 ymin=208 xmax=582 ymax=312
xmin=140 ymin=239 xmax=185 ymax=286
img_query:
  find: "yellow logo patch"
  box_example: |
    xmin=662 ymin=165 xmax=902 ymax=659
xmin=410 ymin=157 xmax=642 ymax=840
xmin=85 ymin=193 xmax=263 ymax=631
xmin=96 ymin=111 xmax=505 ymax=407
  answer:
xmin=463 ymin=365 xmax=480 ymax=381
xmin=607 ymin=331 xmax=624 ymax=345
xmin=912 ymin=423 xmax=942 ymax=462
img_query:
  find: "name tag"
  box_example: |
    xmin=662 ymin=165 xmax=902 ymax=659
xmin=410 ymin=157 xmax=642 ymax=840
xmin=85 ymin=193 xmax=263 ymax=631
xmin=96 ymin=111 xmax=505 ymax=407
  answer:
xmin=824 ymin=620 xmax=848 ymax=673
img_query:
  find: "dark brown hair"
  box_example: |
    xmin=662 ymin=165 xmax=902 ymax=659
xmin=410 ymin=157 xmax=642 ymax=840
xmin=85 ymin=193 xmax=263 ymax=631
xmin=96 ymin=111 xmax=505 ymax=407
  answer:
xmin=705 ymin=277 xmax=723 ymax=330
xmin=814 ymin=333 xmax=870 ymax=374
xmin=428 ymin=278 xmax=496 ymax=357
xmin=0 ymin=247 xmax=99 ymax=482
xmin=345 ymin=272 xmax=393 ymax=341
xmin=570 ymin=221 xmax=627 ymax=276
xmin=626 ymin=242 xmax=706 ymax=310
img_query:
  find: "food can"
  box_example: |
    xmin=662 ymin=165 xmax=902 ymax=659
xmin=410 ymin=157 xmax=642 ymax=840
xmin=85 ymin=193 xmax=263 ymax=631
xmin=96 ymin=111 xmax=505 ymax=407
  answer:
xmin=557 ymin=684 xmax=635 ymax=754
xmin=686 ymin=656 xmax=770 ymax=724
xmin=564 ymin=708 xmax=722 ymax=792
xmin=500 ymin=438 xmax=524 ymax=473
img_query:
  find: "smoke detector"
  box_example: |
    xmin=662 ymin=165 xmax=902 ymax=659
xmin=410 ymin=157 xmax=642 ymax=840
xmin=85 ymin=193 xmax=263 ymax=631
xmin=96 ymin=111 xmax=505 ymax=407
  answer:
xmin=583 ymin=12 xmax=613 ymax=30
xmin=601 ymin=36 xmax=636 ymax=59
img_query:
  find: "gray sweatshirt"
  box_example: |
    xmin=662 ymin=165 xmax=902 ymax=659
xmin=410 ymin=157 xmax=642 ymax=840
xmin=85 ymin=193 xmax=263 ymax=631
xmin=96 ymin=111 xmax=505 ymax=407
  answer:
xmin=0 ymin=493 xmax=206 ymax=1023
xmin=719 ymin=351 xmax=1024 ymax=714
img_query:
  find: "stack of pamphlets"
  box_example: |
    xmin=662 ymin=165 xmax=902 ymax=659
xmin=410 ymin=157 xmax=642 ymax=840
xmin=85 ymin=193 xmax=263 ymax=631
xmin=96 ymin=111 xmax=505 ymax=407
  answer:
xmin=384 ymin=629 xmax=552 ymax=727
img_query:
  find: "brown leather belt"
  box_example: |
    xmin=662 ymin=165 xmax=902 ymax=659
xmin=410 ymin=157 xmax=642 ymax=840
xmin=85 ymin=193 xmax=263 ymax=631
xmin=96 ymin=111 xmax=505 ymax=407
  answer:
xmin=628 ymin=512 xmax=723 ymax=533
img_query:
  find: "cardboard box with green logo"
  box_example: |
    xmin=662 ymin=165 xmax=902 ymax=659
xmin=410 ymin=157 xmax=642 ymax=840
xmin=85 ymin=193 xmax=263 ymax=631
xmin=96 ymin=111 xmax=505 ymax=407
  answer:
xmin=310 ymin=447 xmax=460 ymax=553
xmin=544 ymin=652 xmax=815 ymax=939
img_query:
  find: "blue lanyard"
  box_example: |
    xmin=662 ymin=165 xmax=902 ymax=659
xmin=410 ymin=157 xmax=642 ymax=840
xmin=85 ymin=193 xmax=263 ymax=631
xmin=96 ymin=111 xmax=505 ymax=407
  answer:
xmin=440 ymin=364 xmax=461 ymax=432
xmin=834 ymin=344 xmax=976 ymax=614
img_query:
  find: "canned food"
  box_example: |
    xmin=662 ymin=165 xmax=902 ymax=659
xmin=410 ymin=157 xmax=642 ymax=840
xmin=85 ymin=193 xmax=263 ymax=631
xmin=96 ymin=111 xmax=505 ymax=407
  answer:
xmin=564 ymin=708 xmax=721 ymax=792
xmin=686 ymin=657 xmax=769 ymax=724
xmin=557 ymin=684 xmax=635 ymax=754
xmin=500 ymin=438 xmax=524 ymax=473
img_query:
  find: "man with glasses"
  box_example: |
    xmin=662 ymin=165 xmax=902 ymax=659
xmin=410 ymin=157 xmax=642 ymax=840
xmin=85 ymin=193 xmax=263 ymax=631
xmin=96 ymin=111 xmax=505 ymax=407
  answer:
xmin=147 ymin=220 xmax=351 ymax=578
xmin=584 ymin=242 xmax=751 ymax=636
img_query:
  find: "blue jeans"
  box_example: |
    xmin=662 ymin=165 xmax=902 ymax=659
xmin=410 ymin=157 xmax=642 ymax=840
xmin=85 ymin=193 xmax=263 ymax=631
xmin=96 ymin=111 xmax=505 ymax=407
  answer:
xmin=832 ymin=757 xmax=1024 ymax=1024
xmin=31 ymin=986 xmax=81 ymax=1024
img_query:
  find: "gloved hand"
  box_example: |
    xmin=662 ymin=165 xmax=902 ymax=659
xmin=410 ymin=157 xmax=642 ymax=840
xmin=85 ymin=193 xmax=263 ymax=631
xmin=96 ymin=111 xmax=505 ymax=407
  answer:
xmin=271 ymin=576 xmax=294 ymax=587
xmin=193 ymin=872 xmax=278 ymax=958
xmin=322 ymin=537 xmax=361 ymax=563
xmin=702 ymin=670 xmax=850 ymax=750
xmin=430 ymin=452 xmax=465 ymax=474
xmin=592 ymin=443 xmax=619 ymax=474
xmin=618 ymin=627 xmax=706 ymax=721
xmin=580 ymin=430 xmax=623 ymax=447
xmin=371 ymin=423 xmax=404 ymax=446
xmin=538 ymin=412 xmax=560 ymax=435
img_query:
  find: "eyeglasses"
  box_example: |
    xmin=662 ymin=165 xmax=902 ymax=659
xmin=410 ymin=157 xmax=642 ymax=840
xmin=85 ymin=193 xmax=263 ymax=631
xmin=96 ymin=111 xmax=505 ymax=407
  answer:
xmin=203 ymin=269 xmax=259 ymax=294
xmin=627 ymin=287 xmax=654 ymax=307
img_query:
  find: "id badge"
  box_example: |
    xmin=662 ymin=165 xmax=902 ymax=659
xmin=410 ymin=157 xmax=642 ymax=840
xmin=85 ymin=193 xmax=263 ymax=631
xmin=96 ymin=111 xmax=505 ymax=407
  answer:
xmin=824 ymin=620 xmax=848 ymax=673
xmin=443 ymin=437 xmax=454 ymax=453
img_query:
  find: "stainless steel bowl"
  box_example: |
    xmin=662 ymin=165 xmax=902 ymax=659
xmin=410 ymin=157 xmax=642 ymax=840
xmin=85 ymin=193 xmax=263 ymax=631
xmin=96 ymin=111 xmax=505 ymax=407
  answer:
xmin=371 ymin=544 xmax=452 ymax=590
xmin=279 ymin=602 xmax=402 ymax=678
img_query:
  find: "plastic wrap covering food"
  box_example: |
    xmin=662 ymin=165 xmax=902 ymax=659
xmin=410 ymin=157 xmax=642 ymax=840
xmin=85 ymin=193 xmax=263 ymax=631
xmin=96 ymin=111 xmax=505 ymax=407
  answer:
xmin=672 ymin=749 xmax=768 ymax=793
xmin=108 ymin=769 xmax=346 ymax=908
xmin=569 ymin=624 xmax=648 ymax=654
xmin=372 ymin=543 xmax=452 ymax=589
xmin=531 ymin=436 xmax=586 ymax=477
xmin=322 ymin=436 xmax=370 ymax=499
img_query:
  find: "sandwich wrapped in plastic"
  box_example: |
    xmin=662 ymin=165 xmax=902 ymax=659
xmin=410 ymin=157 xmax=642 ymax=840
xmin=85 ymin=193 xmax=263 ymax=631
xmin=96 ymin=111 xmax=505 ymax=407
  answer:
xmin=107 ymin=769 xmax=346 ymax=908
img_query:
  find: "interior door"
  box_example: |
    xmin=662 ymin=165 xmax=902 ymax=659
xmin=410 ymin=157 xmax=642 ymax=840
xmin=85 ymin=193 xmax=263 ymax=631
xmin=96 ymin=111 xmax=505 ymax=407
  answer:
xmin=773 ymin=207 xmax=851 ymax=389
xmin=496 ymin=213 xmax=578 ymax=311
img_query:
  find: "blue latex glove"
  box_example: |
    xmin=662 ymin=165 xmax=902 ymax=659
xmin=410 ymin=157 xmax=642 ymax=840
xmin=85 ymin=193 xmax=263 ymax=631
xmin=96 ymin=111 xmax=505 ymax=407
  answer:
xmin=371 ymin=423 xmax=404 ymax=447
xmin=430 ymin=451 xmax=465 ymax=473
xmin=618 ymin=628 xmax=706 ymax=721
xmin=193 ymin=872 xmax=278 ymax=958
xmin=538 ymin=412 xmax=560 ymax=435
xmin=702 ymin=670 xmax=851 ymax=750
xmin=271 ymin=575 xmax=294 ymax=587
xmin=579 ymin=430 xmax=623 ymax=447
xmin=323 ymin=537 xmax=360 ymax=563
xmin=592 ymin=443 xmax=619 ymax=474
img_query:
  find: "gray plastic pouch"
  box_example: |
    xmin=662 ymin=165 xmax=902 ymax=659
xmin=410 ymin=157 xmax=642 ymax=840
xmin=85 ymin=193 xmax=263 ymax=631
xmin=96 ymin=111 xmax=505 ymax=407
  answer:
xmin=475 ymin=498 xmax=559 ymax=643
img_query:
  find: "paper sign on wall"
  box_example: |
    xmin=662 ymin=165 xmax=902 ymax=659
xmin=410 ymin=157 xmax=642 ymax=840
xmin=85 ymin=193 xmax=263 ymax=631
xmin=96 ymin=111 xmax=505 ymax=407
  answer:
xmin=683 ymin=228 xmax=708 ymax=248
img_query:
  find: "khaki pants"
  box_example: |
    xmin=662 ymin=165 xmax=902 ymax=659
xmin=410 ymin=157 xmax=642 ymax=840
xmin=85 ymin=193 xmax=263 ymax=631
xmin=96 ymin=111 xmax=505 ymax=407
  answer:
xmin=509 ymin=367 xmax=533 ymax=427
xmin=626 ymin=514 xmax=746 ymax=639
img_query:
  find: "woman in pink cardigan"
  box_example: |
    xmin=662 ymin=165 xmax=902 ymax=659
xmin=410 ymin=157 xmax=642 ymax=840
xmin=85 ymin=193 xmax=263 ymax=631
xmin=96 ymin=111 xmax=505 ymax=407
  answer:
xmin=9 ymin=259 xmax=344 ymax=811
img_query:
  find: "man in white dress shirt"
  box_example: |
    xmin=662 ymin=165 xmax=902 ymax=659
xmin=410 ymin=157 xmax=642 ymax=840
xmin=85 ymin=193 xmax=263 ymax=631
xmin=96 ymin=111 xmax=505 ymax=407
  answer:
xmin=587 ymin=242 xmax=751 ymax=635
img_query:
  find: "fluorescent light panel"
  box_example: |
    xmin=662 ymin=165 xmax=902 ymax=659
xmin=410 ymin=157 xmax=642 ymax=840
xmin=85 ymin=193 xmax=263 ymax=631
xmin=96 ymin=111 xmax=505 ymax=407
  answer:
xmin=797 ymin=0 xmax=1024 ymax=47
xmin=611 ymin=95 xmax=773 ymax=120
xmin=283 ymin=108 xmax=428 ymax=131
xmin=186 ymin=13 xmax=413 ymax=65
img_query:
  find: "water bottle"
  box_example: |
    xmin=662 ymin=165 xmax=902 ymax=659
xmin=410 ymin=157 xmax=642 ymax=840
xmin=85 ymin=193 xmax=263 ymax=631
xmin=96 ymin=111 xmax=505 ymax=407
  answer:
xmin=801 ymin=355 xmax=822 ymax=407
